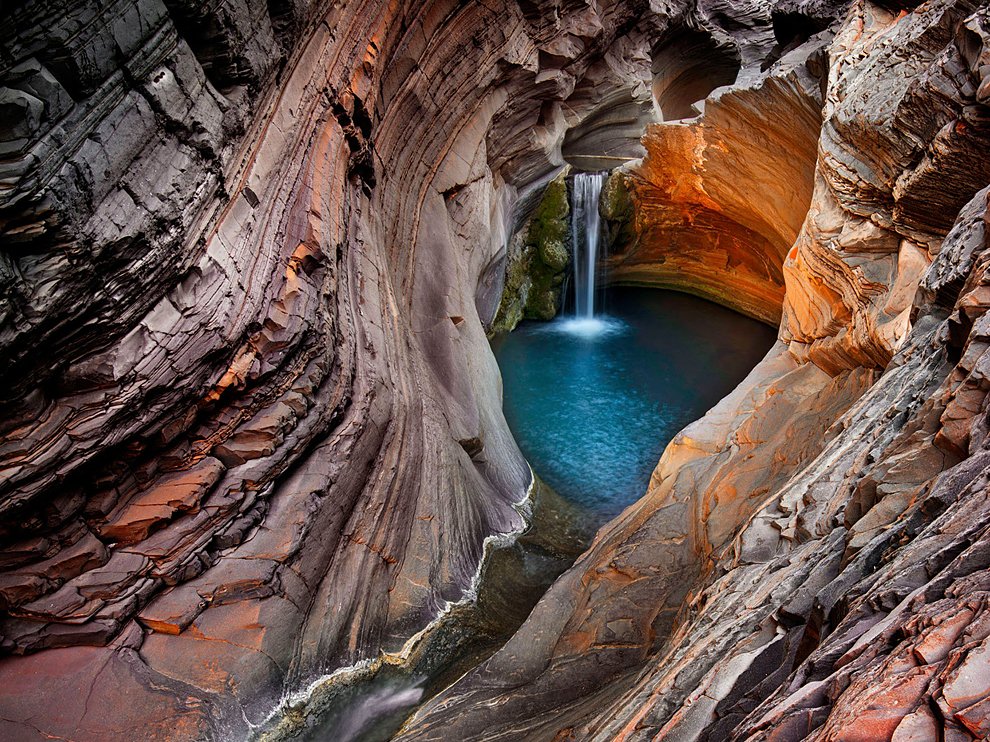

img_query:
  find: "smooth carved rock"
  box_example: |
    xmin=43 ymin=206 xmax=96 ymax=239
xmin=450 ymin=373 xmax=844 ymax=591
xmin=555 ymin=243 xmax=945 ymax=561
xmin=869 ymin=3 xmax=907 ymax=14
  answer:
xmin=605 ymin=37 xmax=828 ymax=325
xmin=0 ymin=0 xmax=759 ymax=738
xmin=397 ymin=2 xmax=990 ymax=741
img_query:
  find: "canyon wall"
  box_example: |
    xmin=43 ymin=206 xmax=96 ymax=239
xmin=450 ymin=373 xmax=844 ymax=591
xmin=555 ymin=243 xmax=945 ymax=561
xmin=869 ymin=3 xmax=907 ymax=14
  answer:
xmin=397 ymin=1 xmax=990 ymax=740
xmin=3 ymin=0 xmax=990 ymax=740
xmin=603 ymin=44 xmax=826 ymax=325
xmin=0 ymin=0 xmax=730 ymax=738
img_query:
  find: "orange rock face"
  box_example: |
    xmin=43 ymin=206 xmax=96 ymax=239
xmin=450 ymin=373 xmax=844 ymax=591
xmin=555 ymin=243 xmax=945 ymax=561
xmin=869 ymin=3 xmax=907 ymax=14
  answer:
xmin=610 ymin=64 xmax=826 ymax=325
xmin=3 ymin=0 xmax=990 ymax=740
xmin=395 ymin=3 xmax=990 ymax=742
xmin=0 ymin=0 xmax=711 ymax=738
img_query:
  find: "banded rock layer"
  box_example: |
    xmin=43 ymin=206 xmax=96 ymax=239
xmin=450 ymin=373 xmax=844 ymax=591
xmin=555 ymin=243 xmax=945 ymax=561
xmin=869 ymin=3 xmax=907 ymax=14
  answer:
xmin=397 ymin=2 xmax=990 ymax=740
xmin=604 ymin=42 xmax=826 ymax=325
xmin=0 ymin=0 xmax=779 ymax=738
xmin=3 ymin=0 xmax=990 ymax=741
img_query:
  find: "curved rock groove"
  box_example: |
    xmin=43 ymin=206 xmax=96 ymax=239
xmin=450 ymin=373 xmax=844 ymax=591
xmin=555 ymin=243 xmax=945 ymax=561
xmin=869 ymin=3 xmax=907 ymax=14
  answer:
xmin=2 ymin=1 xmax=990 ymax=741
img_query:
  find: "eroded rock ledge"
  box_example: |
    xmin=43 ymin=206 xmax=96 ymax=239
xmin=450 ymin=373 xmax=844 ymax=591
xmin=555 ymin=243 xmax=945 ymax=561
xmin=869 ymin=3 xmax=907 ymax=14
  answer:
xmin=2 ymin=0 xmax=990 ymax=741
xmin=0 ymin=0 xmax=784 ymax=738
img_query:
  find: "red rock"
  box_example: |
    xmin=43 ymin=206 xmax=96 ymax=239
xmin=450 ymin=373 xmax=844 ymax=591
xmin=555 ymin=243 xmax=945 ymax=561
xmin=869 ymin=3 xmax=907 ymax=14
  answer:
xmin=891 ymin=705 xmax=940 ymax=742
xmin=914 ymin=608 xmax=974 ymax=665
xmin=98 ymin=457 xmax=225 ymax=545
xmin=3 ymin=0 xmax=990 ymax=740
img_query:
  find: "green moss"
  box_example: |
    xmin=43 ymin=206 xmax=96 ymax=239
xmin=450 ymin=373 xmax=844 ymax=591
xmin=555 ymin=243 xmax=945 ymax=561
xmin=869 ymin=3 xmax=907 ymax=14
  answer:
xmin=538 ymin=238 xmax=568 ymax=271
xmin=522 ymin=173 xmax=571 ymax=322
xmin=600 ymin=170 xmax=637 ymax=252
xmin=525 ymin=287 xmax=558 ymax=320
xmin=525 ymin=176 xmax=569 ymax=249
xmin=489 ymin=247 xmax=532 ymax=335
xmin=489 ymin=172 xmax=574 ymax=335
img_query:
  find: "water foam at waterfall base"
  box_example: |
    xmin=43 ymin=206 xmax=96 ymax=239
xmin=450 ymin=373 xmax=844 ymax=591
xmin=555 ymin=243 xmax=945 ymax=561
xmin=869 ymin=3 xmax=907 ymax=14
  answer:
xmin=553 ymin=315 xmax=627 ymax=338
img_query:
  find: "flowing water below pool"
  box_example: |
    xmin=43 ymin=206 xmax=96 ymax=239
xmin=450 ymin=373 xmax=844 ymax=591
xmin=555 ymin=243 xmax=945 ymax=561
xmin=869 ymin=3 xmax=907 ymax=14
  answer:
xmin=492 ymin=287 xmax=777 ymax=522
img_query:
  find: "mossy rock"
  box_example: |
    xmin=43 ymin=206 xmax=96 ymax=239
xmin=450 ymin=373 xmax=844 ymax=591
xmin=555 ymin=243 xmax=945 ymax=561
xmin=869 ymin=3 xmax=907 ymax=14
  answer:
xmin=539 ymin=238 xmax=569 ymax=271
xmin=521 ymin=174 xmax=571 ymax=322
xmin=490 ymin=172 xmax=573 ymax=334
xmin=489 ymin=246 xmax=532 ymax=335
xmin=525 ymin=287 xmax=558 ymax=321
xmin=600 ymin=170 xmax=636 ymax=252
xmin=491 ymin=296 xmax=525 ymax=336
xmin=525 ymin=176 xmax=569 ymax=249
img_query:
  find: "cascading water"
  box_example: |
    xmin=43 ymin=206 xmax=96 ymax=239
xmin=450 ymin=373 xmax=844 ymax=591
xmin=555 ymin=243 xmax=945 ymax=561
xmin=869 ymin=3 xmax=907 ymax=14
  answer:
xmin=571 ymin=172 xmax=608 ymax=319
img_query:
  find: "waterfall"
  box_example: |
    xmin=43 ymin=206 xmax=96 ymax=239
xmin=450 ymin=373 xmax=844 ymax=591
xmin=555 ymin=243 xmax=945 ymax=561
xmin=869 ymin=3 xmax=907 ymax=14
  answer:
xmin=571 ymin=172 xmax=607 ymax=318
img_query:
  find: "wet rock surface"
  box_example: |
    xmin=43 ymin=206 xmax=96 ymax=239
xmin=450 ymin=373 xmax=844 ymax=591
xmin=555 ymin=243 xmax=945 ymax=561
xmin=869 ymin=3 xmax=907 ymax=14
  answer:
xmin=0 ymin=0 xmax=764 ymax=738
xmin=490 ymin=172 xmax=572 ymax=333
xmin=396 ymin=2 xmax=990 ymax=740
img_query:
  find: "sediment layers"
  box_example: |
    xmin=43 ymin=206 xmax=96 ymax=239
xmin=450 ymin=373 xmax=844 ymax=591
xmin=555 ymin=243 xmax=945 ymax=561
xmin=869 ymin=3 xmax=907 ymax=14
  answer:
xmin=3 ymin=0 xmax=990 ymax=740
xmin=602 ymin=39 xmax=827 ymax=325
xmin=397 ymin=2 xmax=990 ymax=740
xmin=0 ymin=0 xmax=766 ymax=738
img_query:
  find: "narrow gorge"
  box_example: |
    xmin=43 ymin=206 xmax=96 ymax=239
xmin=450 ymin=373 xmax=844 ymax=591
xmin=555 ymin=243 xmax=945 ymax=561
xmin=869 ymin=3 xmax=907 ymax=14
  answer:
xmin=2 ymin=1 xmax=990 ymax=741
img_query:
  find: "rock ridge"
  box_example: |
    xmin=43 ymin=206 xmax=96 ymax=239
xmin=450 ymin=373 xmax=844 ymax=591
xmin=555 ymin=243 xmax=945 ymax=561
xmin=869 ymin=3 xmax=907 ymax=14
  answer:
xmin=0 ymin=0 xmax=787 ymax=737
xmin=395 ymin=2 xmax=990 ymax=740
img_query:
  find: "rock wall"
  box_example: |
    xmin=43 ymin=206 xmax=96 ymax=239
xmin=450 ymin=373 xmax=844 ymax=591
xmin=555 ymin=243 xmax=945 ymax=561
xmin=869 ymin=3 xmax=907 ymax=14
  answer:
xmin=490 ymin=171 xmax=572 ymax=333
xmin=396 ymin=2 xmax=990 ymax=740
xmin=602 ymin=35 xmax=828 ymax=325
xmin=0 ymin=0 xmax=706 ymax=738
xmin=4 ymin=0 xmax=990 ymax=740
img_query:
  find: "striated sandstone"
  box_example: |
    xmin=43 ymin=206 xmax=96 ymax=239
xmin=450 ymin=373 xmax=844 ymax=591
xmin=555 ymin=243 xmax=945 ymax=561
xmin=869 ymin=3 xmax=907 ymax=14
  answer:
xmin=0 ymin=0 xmax=747 ymax=738
xmin=3 ymin=0 xmax=990 ymax=739
xmin=397 ymin=2 xmax=990 ymax=740
xmin=603 ymin=36 xmax=828 ymax=326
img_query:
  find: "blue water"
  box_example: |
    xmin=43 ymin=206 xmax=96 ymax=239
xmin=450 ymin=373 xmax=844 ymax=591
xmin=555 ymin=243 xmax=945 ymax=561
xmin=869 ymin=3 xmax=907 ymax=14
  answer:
xmin=492 ymin=288 xmax=776 ymax=521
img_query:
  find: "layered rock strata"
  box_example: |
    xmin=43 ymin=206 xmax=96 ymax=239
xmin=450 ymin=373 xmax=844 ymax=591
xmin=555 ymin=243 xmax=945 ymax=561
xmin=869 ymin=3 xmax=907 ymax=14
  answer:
xmin=396 ymin=2 xmax=990 ymax=740
xmin=601 ymin=40 xmax=827 ymax=326
xmin=0 ymin=0 xmax=748 ymax=738
xmin=4 ymin=0 xmax=990 ymax=740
